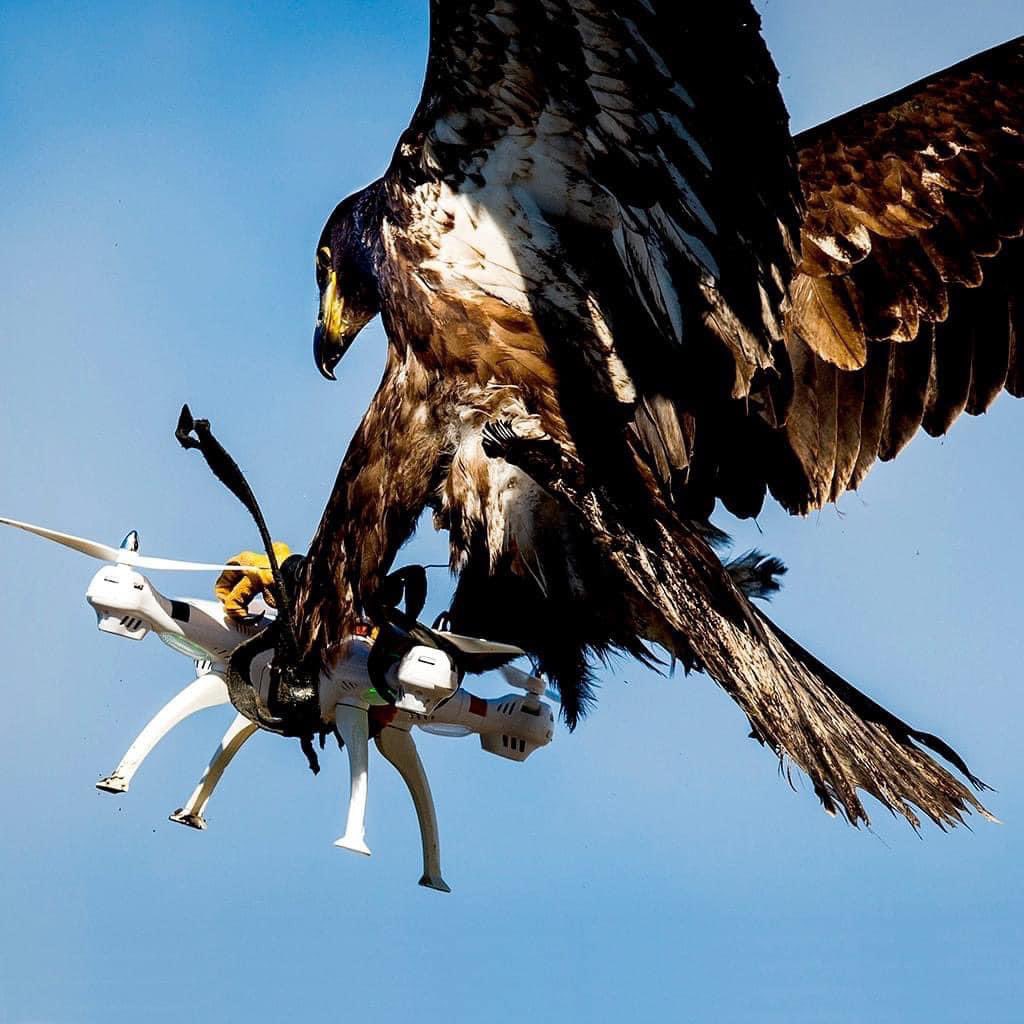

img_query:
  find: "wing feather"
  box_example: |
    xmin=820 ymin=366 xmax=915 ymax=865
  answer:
xmin=1008 ymin=288 xmax=1024 ymax=398
xmin=879 ymin=331 xmax=932 ymax=462
xmin=769 ymin=35 xmax=1024 ymax=511
xmin=848 ymin=344 xmax=892 ymax=493
xmin=923 ymin=323 xmax=971 ymax=437
xmin=964 ymin=259 xmax=1013 ymax=415
xmin=830 ymin=368 xmax=866 ymax=502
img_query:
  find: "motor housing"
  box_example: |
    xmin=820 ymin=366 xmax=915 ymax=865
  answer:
xmin=86 ymin=564 xmax=157 ymax=640
xmin=389 ymin=645 xmax=459 ymax=716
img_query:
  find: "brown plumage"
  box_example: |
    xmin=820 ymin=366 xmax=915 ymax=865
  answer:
xmin=776 ymin=39 xmax=1024 ymax=508
xmin=295 ymin=2 xmax=1023 ymax=828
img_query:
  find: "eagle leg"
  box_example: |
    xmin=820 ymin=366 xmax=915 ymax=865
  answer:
xmin=296 ymin=362 xmax=448 ymax=663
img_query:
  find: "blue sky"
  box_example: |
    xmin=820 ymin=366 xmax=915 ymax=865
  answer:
xmin=1 ymin=2 xmax=1022 ymax=1021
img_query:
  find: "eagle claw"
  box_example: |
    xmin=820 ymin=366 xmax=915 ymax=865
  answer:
xmin=481 ymin=419 xmax=519 ymax=460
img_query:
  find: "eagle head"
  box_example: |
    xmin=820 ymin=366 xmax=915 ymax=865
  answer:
xmin=313 ymin=190 xmax=382 ymax=381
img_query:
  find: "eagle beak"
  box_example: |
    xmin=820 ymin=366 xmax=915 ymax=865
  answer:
xmin=314 ymin=320 xmax=344 ymax=381
xmin=314 ymin=271 xmax=349 ymax=381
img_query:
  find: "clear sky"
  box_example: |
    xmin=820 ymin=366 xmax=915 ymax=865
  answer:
xmin=1 ymin=3 xmax=1022 ymax=1022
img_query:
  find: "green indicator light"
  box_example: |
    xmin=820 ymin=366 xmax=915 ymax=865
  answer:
xmin=157 ymin=632 xmax=215 ymax=662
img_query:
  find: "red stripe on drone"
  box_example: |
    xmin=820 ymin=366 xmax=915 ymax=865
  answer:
xmin=468 ymin=695 xmax=487 ymax=717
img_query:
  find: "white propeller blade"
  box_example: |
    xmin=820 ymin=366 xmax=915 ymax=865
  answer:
xmin=499 ymin=664 xmax=559 ymax=701
xmin=0 ymin=516 xmax=265 ymax=573
xmin=437 ymin=631 xmax=525 ymax=658
xmin=130 ymin=555 xmax=265 ymax=573
xmin=0 ymin=516 xmax=121 ymax=561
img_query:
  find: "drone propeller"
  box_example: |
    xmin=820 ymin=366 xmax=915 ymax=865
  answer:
xmin=499 ymin=664 xmax=560 ymax=702
xmin=0 ymin=516 xmax=264 ymax=573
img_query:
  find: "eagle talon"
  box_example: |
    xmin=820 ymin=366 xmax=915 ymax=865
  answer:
xmin=481 ymin=419 xmax=519 ymax=460
xmin=481 ymin=421 xmax=565 ymax=490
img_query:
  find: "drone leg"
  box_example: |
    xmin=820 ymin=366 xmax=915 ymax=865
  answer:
xmin=169 ymin=713 xmax=259 ymax=830
xmin=333 ymin=702 xmax=371 ymax=856
xmin=96 ymin=673 xmax=229 ymax=794
xmin=375 ymin=726 xmax=450 ymax=893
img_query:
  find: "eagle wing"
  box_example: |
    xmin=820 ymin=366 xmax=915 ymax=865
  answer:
xmin=773 ymin=35 xmax=1024 ymax=511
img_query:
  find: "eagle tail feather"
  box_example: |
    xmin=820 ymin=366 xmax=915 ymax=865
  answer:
xmin=668 ymin=594 xmax=993 ymax=829
xmin=723 ymin=549 xmax=788 ymax=601
xmin=619 ymin=516 xmax=992 ymax=829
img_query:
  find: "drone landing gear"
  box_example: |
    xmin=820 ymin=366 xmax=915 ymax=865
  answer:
xmin=375 ymin=726 xmax=449 ymax=893
xmin=333 ymin=702 xmax=449 ymax=891
xmin=334 ymin=702 xmax=372 ymax=856
xmin=170 ymin=712 xmax=259 ymax=829
xmin=96 ymin=673 xmax=229 ymax=794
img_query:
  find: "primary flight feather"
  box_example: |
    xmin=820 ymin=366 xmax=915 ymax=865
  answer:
xmin=294 ymin=1 xmax=1024 ymax=829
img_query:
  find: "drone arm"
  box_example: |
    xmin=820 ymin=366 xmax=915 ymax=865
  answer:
xmin=375 ymin=726 xmax=449 ymax=893
xmin=333 ymin=702 xmax=372 ymax=856
xmin=96 ymin=673 xmax=229 ymax=794
xmin=170 ymin=713 xmax=260 ymax=829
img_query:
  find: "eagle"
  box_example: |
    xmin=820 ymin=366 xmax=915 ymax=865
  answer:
xmin=293 ymin=1 xmax=1024 ymax=831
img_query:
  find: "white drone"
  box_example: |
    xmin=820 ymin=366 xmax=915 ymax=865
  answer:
xmin=0 ymin=515 xmax=555 ymax=893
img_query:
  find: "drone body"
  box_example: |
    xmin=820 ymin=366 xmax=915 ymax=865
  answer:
xmin=1 ymin=516 xmax=554 ymax=892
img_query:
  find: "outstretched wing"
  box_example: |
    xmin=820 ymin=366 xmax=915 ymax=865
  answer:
xmin=385 ymin=0 xmax=802 ymax=414
xmin=771 ymin=36 xmax=1024 ymax=512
